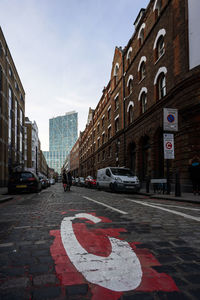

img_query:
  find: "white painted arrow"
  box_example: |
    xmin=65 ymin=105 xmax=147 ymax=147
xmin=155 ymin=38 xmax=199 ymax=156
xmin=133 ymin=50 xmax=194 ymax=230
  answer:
xmin=61 ymin=213 xmax=142 ymax=292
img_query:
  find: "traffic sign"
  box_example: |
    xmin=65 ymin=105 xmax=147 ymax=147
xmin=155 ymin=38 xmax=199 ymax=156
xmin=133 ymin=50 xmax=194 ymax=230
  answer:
xmin=164 ymin=133 xmax=174 ymax=159
xmin=163 ymin=108 xmax=178 ymax=131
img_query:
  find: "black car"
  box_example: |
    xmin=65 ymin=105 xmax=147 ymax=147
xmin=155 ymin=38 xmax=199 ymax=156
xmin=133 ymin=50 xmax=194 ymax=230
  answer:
xmin=8 ymin=171 xmax=42 ymax=194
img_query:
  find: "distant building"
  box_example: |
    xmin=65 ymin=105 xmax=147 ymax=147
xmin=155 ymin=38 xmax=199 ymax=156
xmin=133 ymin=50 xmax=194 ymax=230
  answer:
xmin=24 ymin=117 xmax=39 ymax=173
xmin=0 ymin=27 xmax=25 ymax=186
xmin=44 ymin=111 xmax=78 ymax=173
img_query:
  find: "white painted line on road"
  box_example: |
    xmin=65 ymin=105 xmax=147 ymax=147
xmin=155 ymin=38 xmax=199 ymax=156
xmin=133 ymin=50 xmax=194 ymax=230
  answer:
xmin=147 ymin=202 xmax=200 ymax=211
xmin=126 ymin=199 xmax=200 ymax=222
xmin=83 ymin=196 xmax=128 ymax=215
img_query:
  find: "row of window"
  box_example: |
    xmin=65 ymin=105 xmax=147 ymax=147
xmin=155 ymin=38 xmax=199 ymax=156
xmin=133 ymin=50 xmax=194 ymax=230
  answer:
xmin=0 ymin=41 xmax=24 ymax=101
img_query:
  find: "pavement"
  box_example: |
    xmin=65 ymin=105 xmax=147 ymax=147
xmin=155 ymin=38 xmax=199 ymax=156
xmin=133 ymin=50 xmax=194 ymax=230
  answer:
xmin=0 ymin=186 xmax=200 ymax=204
xmin=139 ymin=187 xmax=200 ymax=204
xmin=0 ymin=187 xmax=13 ymax=203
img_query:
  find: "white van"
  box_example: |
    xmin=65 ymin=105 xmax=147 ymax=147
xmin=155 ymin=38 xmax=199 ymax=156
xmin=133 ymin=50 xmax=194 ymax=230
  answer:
xmin=97 ymin=167 xmax=140 ymax=192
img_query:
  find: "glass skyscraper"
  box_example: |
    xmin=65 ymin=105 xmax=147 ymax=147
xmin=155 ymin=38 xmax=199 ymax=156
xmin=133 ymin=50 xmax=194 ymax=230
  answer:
xmin=44 ymin=111 xmax=78 ymax=174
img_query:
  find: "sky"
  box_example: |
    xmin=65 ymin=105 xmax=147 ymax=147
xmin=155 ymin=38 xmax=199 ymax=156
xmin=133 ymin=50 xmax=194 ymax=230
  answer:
xmin=0 ymin=0 xmax=149 ymax=151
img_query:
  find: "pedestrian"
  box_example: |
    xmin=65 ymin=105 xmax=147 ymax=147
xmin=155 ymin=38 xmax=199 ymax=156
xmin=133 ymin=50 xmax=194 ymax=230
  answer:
xmin=67 ymin=171 xmax=72 ymax=190
xmin=189 ymin=156 xmax=200 ymax=195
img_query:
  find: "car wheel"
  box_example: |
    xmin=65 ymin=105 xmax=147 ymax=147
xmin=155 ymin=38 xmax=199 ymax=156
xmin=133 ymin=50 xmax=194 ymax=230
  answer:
xmin=110 ymin=183 xmax=116 ymax=193
xmin=97 ymin=183 xmax=101 ymax=191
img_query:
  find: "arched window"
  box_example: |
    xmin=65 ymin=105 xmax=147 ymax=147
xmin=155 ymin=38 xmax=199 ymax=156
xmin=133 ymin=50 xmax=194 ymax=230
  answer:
xmin=141 ymin=93 xmax=147 ymax=113
xmin=138 ymin=56 xmax=147 ymax=81
xmin=154 ymin=67 xmax=167 ymax=100
xmin=114 ymin=63 xmax=119 ymax=87
xmin=127 ymin=75 xmax=133 ymax=95
xmin=128 ymin=79 xmax=133 ymax=95
xmin=138 ymin=87 xmax=147 ymax=114
xmin=138 ymin=23 xmax=146 ymax=47
xmin=127 ymin=101 xmax=134 ymax=125
xmin=140 ymin=61 xmax=146 ymax=81
xmin=153 ymin=0 xmax=162 ymax=19
xmin=153 ymin=29 xmax=166 ymax=62
xmin=158 ymin=73 xmax=166 ymax=100
xmin=126 ymin=47 xmax=132 ymax=67
xmin=129 ymin=105 xmax=134 ymax=124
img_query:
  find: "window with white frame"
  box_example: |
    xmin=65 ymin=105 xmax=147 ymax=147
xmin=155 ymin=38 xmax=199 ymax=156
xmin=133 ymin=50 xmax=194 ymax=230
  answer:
xmin=138 ymin=23 xmax=145 ymax=47
xmin=126 ymin=47 xmax=132 ymax=67
xmin=140 ymin=62 xmax=146 ymax=81
xmin=127 ymin=75 xmax=133 ymax=95
xmin=114 ymin=94 xmax=119 ymax=110
xmin=158 ymin=73 xmax=166 ymax=100
xmin=102 ymin=132 xmax=105 ymax=144
xmin=108 ymin=125 xmax=111 ymax=139
xmin=153 ymin=29 xmax=166 ymax=62
xmin=129 ymin=105 xmax=134 ymax=124
xmin=154 ymin=67 xmax=167 ymax=100
xmin=153 ymin=0 xmax=162 ymax=19
xmin=156 ymin=35 xmax=165 ymax=61
xmin=115 ymin=116 xmax=119 ymax=133
xmin=140 ymin=92 xmax=147 ymax=113
xmin=114 ymin=63 xmax=119 ymax=87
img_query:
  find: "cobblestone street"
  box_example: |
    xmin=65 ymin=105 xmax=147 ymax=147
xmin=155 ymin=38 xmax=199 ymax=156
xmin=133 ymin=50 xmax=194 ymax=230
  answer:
xmin=0 ymin=184 xmax=200 ymax=300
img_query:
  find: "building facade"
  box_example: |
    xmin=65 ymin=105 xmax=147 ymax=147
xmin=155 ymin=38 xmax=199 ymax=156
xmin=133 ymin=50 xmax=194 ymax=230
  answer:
xmin=79 ymin=0 xmax=200 ymax=191
xmin=70 ymin=138 xmax=80 ymax=178
xmin=44 ymin=111 xmax=78 ymax=174
xmin=24 ymin=117 xmax=39 ymax=173
xmin=0 ymin=27 xmax=25 ymax=186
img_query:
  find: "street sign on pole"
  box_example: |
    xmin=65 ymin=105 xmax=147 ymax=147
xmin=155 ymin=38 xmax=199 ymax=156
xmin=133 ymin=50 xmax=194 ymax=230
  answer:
xmin=163 ymin=108 xmax=178 ymax=131
xmin=163 ymin=133 xmax=174 ymax=159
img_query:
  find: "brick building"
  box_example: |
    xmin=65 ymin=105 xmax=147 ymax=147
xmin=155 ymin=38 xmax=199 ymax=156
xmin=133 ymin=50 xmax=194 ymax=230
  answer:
xmin=70 ymin=138 xmax=80 ymax=178
xmin=0 ymin=27 xmax=25 ymax=186
xmin=79 ymin=0 xmax=200 ymax=191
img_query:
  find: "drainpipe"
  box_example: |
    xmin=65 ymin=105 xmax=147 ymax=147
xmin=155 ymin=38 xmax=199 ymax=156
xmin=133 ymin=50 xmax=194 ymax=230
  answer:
xmin=122 ymin=50 xmax=126 ymax=167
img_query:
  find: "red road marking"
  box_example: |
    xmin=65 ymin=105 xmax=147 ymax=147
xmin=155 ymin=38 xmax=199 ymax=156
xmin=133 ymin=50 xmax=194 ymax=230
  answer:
xmin=50 ymin=213 xmax=178 ymax=299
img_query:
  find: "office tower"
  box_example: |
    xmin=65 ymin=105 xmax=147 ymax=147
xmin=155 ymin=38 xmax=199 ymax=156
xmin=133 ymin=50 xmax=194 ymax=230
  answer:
xmin=44 ymin=111 xmax=78 ymax=173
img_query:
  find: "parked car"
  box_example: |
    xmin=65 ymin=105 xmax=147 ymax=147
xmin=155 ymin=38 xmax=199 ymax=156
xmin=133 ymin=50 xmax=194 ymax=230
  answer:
xmin=74 ymin=177 xmax=79 ymax=186
xmin=96 ymin=167 xmax=140 ymax=192
xmin=50 ymin=178 xmax=55 ymax=185
xmin=39 ymin=174 xmax=48 ymax=189
xmin=46 ymin=178 xmax=50 ymax=187
xmin=85 ymin=176 xmax=96 ymax=188
xmin=8 ymin=171 xmax=42 ymax=194
xmin=78 ymin=177 xmax=85 ymax=187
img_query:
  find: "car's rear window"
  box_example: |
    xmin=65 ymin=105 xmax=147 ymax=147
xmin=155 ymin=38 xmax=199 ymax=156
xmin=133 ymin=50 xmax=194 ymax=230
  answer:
xmin=20 ymin=172 xmax=34 ymax=179
xmin=10 ymin=172 xmax=34 ymax=180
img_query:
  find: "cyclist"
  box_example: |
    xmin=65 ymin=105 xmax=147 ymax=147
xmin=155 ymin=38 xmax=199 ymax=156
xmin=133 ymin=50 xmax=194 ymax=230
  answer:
xmin=62 ymin=170 xmax=68 ymax=192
